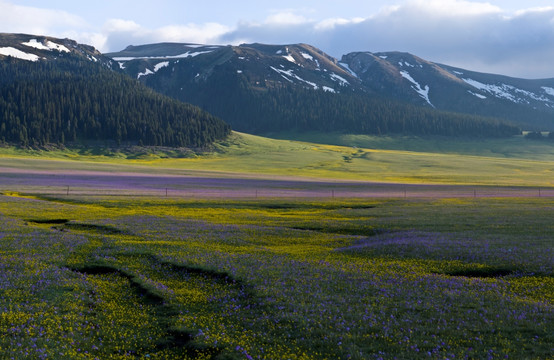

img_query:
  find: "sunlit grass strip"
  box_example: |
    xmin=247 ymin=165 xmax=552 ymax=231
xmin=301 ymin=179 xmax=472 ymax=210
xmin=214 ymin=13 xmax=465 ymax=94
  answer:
xmin=1 ymin=132 xmax=554 ymax=186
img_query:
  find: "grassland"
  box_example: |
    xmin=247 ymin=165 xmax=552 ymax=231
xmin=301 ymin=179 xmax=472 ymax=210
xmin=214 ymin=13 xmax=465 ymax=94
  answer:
xmin=1 ymin=132 xmax=554 ymax=186
xmin=0 ymin=133 xmax=553 ymax=359
xmin=0 ymin=193 xmax=552 ymax=359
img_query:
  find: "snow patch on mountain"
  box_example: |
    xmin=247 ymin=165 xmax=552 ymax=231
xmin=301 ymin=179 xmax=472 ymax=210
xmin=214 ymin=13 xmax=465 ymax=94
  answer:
xmin=137 ymin=68 xmax=154 ymax=79
xmin=323 ymin=86 xmax=335 ymax=93
xmin=48 ymin=41 xmax=70 ymax=53
xmin=513 ymin=88 xmax=550 ymax=103
xmin=301 ymin=52 xmax=313 ymax=61
xmin=113 ymin=50 xmax=214 ymax=61
xmin=463 ymin=78 xmax=517 ymax=102
xmin=270 ymin=66 xmax=318 ymax=89
xmin=281 ymin=47 xmax=297 ymax=64
xmin=400 ymin=71 xmax=434 ymax=107
xmin=339 ymin=62 xmax=358 ymax=79
xmin=137 ymin=61 xmax=170 ymax=79
xmin=468 ymin=91 xmax=487 ymax=99
xmin=329 ymin=73 xmax=349 ymax=86
xmin=0 ymin=47 xmax=40 ymax=62
xmin=399 ymin=61 xmax=416 ymax=68
xmin=154 ymin=61 xmax=169 ymax=72
xmin=283 ymin=54 xmax=296 ymax=63
xmin=541 ymin=87 xmax=554 ymax=97
xmin=463 ymin=78 xmax=552 ymax=105
xmin=22 ymin=39 xmax=70 ymax=53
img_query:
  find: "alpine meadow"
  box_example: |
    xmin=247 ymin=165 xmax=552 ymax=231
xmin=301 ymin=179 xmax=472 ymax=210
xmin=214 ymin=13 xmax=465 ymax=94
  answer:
xmin=0 ymin=20 xmax=553 ymax=360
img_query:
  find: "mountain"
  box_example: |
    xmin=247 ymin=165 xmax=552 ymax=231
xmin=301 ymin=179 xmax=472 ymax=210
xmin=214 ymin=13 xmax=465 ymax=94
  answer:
xmin=0 ymin=34 xmax=230 ymax=147
xmin=0 ymin=33 xmax=117 ymax=69
xmin=340 ymin=51 xmax=554 ymax=130
xmin=108 ymin=43 xmax=520 ymax=138
xmin=108 ymin=42 xmax=362 ymax=94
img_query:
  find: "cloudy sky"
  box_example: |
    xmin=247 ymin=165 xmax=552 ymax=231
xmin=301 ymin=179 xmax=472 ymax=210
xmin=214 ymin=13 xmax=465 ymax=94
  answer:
xmin=1 ymin=0 xmax=553 ymax=78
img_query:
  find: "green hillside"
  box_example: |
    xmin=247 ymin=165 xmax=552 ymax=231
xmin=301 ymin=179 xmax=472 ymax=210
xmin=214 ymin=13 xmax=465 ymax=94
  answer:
xmin=0 ymin=55 xmax=230 ymax=148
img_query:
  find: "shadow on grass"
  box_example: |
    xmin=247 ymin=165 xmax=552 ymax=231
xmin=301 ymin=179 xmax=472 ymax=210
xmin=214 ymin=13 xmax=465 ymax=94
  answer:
xmin=58 ymin=222 xmax=126 ymax=235
xmin=68 ymin=259 xmax=249 ymax=359
xmin=440 ymin=266 xmax=516 ymax=278
xmin=27 ymin=218 xmax=127 ymax=235
xmin=292 ymin=224 xmax=381 ymax=237
xmin=69 ymin=263 xmax=224 ymax=357
xmin=27 ymin=218 xmax=70 ymax=224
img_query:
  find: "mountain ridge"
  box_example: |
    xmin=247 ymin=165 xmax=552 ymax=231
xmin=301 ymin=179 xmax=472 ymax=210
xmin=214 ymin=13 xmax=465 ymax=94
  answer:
xmin=340 ymin=51 xmax=554 ymax=129
xmin=106 ymin=41 xmax=520 ymax=137
xmin=109 ymin=41 xmax=553 ymax=131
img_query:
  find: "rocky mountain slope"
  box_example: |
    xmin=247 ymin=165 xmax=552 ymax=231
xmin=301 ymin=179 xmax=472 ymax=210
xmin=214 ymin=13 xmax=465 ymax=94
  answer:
xmin=108 ymin=42 xmax=362 ymax=94
xmin=341 ymin=51 xmax=554 ymax=130
xmin=107 ymin=42 xmax=522 ymax=137
xmin=109 ymin=42 xmax=554 ymax=131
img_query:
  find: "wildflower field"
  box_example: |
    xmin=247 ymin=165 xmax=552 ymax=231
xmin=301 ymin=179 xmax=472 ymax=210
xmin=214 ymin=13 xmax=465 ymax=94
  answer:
xmin=0 ymin=133 xmax=553 ymax=359
xmin=0 ymin=189 xmax=552 ymax=359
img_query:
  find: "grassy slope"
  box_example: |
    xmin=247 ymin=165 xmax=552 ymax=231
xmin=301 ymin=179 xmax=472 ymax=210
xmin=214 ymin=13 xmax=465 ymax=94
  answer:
xmin=0 ymin=132 xmax=553 ymax=186
xmin=267 ymin=132 xmax=554 ymax=161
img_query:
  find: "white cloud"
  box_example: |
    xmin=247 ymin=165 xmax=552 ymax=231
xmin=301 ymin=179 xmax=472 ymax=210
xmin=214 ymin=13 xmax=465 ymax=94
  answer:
xmin=99 ymin=20 xmax=231 ymax=51
xmin=514 ymin=6 xmax=554 ymax=17
xmin=401 ymin=0 xmax=502 ymax=17
xmin=153 ymin=23 xmax=231 ymax=43
xmin=103 ymin=19 xmax=142 ymax=33
xmin=0 ymin=0 xmax=86 ymax=35
xmin=265 ymin=12 xmax=309 ymax=26
xmin=315 ymin=17 xmax=365 ymax=31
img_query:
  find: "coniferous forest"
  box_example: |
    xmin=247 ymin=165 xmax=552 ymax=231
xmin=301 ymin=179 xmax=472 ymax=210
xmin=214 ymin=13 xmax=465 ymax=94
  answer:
xmin=0 ymin=57 xmax=231 ymax=147
xmin=147 ymin=69 xmax=522 ymax=138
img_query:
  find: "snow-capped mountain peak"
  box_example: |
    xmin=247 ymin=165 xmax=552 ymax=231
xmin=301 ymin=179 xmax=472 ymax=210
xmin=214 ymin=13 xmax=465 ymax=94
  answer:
xmin=0 ymin=33 xmax=116 ymax=68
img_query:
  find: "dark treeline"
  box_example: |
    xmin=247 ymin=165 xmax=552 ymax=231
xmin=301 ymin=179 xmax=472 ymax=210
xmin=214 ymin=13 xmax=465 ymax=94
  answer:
xmin=525 ymin=131 xmax=554 ymax=140
xmin=0 ymin=57 xmax=230 ymax=147
xmin=160 ymin=71 xmax=521 ymax=138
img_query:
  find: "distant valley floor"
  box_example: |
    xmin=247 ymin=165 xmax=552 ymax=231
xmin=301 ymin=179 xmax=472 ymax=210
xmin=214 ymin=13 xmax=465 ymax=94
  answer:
xmin=1 ymin=166 xmax=551 ymax=199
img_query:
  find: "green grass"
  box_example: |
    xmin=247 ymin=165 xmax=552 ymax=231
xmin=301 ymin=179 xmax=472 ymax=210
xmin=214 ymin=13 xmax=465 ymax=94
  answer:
xmin=0 ymin=133 xmax=553 ymax=358
xmin=0 ymin=194 xmax=551 ymax=359
xmin=1 ymin=132 xmax=554 ymax=186
xmin=268 ymin=131 xmax=554 ymax=161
